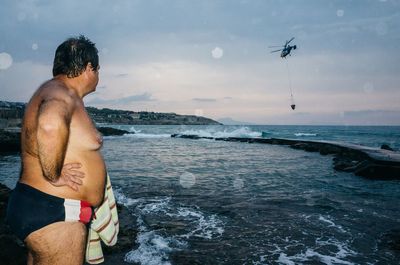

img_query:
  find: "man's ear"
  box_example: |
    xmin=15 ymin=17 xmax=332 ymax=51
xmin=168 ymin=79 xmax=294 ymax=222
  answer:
xmin=85 ymin=63 xmax=93 ymax=72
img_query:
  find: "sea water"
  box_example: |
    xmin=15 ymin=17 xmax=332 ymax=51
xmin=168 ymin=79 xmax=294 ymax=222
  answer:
xmin=1 ymin=125 xmax=400 ymax=264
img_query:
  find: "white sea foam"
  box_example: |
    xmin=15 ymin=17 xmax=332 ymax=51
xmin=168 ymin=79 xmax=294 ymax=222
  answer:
xmin=318 ymin=215 xmax=347 ymax=233
xmin=127 ymin=126 xmax=141 ymax=133
xmin=179 ymin=126 xmax=261 ymax=138
xmin=294 ymin=132 xmax=318 ymax=137
xmin=122 ymin=193 xmax=224 ymax=265
xmin=175 ymin=208 xmax=224 ymax=239
xmin=113 ymin=188 xmax=141 ymax=206
xmin=126 ymin=133 xmax=171 ymax=139
xmin=304 ymin=248 xmax=355 ymax=265
xmin=277 ymin=253 xmax=296 ymax=265
xmin=271 ymin=240 xmax=356 ymax=265
xmin=124 ymin=231 xmax=186 ymax=265
xmin=141 ymin=197 xmax=172 ymax=214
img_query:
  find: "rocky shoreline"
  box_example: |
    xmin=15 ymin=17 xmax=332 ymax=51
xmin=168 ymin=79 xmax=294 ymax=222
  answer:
xmin=171 ymin=134 xmax=400 ymax=180
xmin=0 ymin=182 xmax=137 ymax=265
xmin=0 ymin=127 xmax=133 ymax=154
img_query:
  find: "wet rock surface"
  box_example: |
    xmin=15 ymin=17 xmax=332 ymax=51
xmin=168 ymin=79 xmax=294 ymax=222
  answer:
xmin=0 ymin=127 xmax=132 ymax=154
xmin=96 ymin=127 xmax=133 ymax=137
xmin=0 ymin=130 xmax=21 ymax=153
xmin=0 ymin=183 xmax=27 ymax=265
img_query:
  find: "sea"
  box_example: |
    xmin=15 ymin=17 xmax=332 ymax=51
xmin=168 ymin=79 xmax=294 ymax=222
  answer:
xmin=1 ymin=125 xmax=400 ymax=265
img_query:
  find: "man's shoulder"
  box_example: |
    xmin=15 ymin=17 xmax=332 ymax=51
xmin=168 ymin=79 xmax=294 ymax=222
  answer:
xmin=38 ymin=79 xmax=78 ymax=105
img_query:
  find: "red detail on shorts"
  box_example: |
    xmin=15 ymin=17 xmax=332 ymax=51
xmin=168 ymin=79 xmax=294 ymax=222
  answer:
xmin=79 ymin=201 xmax=92 ymax=224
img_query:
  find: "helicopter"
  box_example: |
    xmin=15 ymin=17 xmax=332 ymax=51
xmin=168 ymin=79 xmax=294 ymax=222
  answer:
xmin=269 ymin=37 xmax=297 ymax=58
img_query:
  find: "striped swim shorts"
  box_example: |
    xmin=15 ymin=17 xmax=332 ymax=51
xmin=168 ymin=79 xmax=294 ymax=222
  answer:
xmin=6 ymin=182 xmax=93 ymax=241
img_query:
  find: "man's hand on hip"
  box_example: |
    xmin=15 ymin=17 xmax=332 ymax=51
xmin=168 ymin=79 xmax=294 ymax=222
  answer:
xmin=50 ymin=162 xmax=85 ymax=191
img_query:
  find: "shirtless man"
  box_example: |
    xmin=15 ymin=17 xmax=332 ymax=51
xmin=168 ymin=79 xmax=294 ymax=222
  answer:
xmin=6 ymin=36 xmax=106 ymax=265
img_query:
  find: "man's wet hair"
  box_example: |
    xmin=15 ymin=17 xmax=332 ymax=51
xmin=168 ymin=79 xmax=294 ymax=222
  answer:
xmin=52 ymin=35 xmax=99 ymax=78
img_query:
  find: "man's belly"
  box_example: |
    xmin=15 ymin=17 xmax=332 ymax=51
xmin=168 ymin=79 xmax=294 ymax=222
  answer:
xmin=65 ymin=151 xmax=107 ymax=206
xmin=20 ymin=151 xmax=106 ymax=207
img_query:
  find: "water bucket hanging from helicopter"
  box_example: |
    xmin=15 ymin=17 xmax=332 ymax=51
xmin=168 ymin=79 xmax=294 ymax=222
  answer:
xmin=269 ymin=37 xmax=297 ymax=110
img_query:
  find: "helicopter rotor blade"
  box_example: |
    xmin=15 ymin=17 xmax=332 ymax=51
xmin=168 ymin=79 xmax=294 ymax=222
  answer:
xmin=287 ymin=37 xmax=295 ymax=44
xmin=268 ymin=45 xmax=284 ymax=48
xmin=270 ymin=49 xmax=282 ymax=53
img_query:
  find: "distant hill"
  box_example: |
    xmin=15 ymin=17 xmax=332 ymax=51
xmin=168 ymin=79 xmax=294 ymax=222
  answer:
xmin=85 ymin=106 xmax=221 ymax=125
xmin=217 ymin=117 xmax=252 ymax=125
xmin=0 ymin=101 xmax=221 ymax=126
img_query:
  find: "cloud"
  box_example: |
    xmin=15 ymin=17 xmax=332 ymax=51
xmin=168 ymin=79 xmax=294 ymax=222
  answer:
xmin=192 ymin=98 xmax=217 ymax=102
xmin=115 ymin=73 xmax=129 ymax=78
xmin=87 ymin=92 xmax=155 ymax=106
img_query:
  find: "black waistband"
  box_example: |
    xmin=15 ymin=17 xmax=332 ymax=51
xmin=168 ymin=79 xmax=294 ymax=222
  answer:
xmin=14 ymin=182 xmax=65 ymax=203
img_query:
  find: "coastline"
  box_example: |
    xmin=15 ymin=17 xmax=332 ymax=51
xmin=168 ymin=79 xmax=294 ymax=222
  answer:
xmin=0 ymin=127 xmax=134 ymax=153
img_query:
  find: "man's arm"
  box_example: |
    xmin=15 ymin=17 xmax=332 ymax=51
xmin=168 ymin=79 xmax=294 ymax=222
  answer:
xmin=37 ymin=94 xmax=74 ymax=182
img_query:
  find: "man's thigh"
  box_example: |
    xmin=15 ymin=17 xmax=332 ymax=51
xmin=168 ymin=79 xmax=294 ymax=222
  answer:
xmin=25 ymin=221 xmax=87 ymax=265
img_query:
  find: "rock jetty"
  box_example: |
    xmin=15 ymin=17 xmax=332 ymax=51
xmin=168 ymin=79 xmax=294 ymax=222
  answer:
xmin=171 ymin=134 xmax=400 ymax=180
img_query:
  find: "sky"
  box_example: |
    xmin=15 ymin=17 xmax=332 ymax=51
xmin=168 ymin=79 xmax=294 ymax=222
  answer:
xmin=0 ymin=0 xmax=399 ymax=125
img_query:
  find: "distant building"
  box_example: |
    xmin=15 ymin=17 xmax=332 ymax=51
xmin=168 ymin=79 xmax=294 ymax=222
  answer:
xmin=130 ymin=113 xmax=140 ymax=119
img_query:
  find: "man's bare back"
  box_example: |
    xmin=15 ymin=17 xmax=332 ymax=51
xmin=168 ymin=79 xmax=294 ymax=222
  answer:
xmin=6 ymin=36 xmax=104 ymax=265
xmin=20 ymin=79 xmax=106 ymax=206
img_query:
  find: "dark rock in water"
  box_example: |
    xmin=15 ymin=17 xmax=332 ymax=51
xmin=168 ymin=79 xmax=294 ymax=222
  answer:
xmin=0 ymin=127 xmax=132 ymax=154
xmin=102 ymin=204 xmax=138 ymax=256
xmin=319 ymin=145 xmax=342 ymax=155
xmin=378 ymin=229 xmax=400 ymax=252
xmin=333 ymin=157 xmax=363 ymax=172
xmin=171 ymin=134 xmax=203 ymax=140
xmin=0 ymin=183 xmax=27 ymax=265
xmin=97 ymin=127 xmax=133 ymax=136
xmin=381 ymin=144 xmax=394 ymax=151
xmin=0 ymin=130 xmax=21 ymax=153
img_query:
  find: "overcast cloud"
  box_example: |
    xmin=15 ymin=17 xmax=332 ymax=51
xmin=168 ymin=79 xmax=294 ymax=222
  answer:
xmin=1 ymin=0 xmax=399 ymax=125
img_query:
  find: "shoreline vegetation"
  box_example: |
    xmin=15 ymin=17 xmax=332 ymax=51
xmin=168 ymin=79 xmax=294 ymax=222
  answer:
xmin=0 ymin=101 xmax=221 ymax=127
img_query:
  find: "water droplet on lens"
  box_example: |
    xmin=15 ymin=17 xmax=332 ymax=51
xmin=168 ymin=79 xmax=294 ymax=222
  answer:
xmin=376 ymin=22 xmax=388 ymax=36
xmin=0 ymin=52 xmax=13 ymax=70
xmin=195 ymin=109 xmax=204 ymax=116
xmin=233 ymin=178 xmax=244 ymax=189
xmin=17 ymin=12 xmax=26 ymax=21
xmin=101 ymin=48 xmax=109 ymax=55
xmin=363 ymin=82 xmax=374 ymax=93
xmin=179 ymin=172 xmax=196 ymax=188
xmin=32 ymin=43 xmax=38 ymax=50
xmin=336 ymin=9 xmax=344 ymax=17
xmin=211 ymin=47 xmax=223 ymax=59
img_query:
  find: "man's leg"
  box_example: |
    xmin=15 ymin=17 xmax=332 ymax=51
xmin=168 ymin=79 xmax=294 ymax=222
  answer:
xmin=25 ymin=222 xmax=87 ymax=265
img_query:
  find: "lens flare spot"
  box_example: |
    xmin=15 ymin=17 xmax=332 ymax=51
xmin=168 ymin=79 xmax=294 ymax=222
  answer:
xmin=179 ymin=172 xmax=196 ymax=188
xmin=0 ymin=52 xmax=13 ymax=70
xmin=336 ymin=9 xmax=344 ymax=17
xmin=211 ymin=47 xmax=224 ymax=59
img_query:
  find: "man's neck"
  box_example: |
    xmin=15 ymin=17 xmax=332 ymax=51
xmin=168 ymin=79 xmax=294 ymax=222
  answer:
xmin=54 ymin=75 xmax=87 ymax=98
